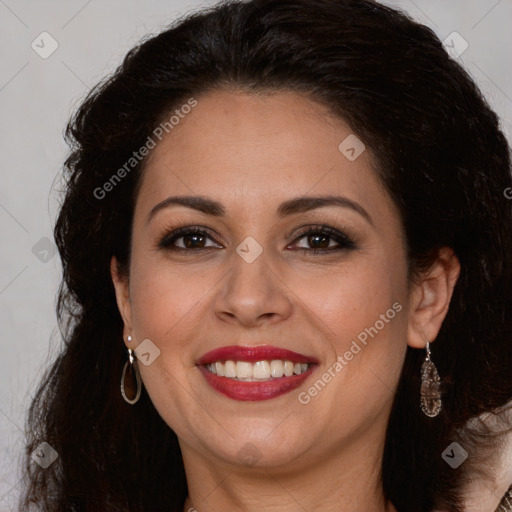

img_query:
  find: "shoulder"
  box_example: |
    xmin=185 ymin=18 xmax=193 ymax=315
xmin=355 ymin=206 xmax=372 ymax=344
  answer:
xmin=458 ymin=411 xmax=512 ymax=512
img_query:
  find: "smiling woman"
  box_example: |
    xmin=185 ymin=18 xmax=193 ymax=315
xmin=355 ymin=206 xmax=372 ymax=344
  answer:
xmin=20 ymin=1 xmax=512 ymax=512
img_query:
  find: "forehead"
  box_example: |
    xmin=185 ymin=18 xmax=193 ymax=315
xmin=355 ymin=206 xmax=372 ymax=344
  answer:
xmin=135 ymin=89 xmax=396 ymax=223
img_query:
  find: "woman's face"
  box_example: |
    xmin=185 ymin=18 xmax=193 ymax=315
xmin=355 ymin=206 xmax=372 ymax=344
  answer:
xmin=112 ymin=89 xmax=422 ymax=470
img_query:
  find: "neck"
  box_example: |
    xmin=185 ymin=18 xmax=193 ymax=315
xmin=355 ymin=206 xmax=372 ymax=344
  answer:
xmin=180 ymin=433 xmax=396 ymax=512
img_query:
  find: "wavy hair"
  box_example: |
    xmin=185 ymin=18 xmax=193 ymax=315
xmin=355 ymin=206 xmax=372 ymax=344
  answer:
xmin=21 ymin=1 xmax=512 ymax=511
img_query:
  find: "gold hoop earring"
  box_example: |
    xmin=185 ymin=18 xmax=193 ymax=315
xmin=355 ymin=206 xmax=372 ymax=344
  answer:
xmin=120 ymin=337 xmax=142 ymax=405
xmin=420 ymin=341 xmax=442 ymax=417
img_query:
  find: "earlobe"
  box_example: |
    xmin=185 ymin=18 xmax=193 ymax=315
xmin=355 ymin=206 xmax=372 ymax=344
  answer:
xmin=110 ymin=256 xmax=133 ymax=340
xmin=407 ymin=247 xmax=461 ymax=349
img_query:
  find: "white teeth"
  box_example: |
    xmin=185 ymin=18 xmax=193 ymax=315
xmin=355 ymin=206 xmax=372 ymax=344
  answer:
xmin=205 ymin=360 xmax=311 ymax=380
xmin=215 ymin=362 xmax=224 ymax=377
xmin=270 ymin=360 xmax=284 ymax=378
xmin=253 ymin=361 xmax=271 ymax=379
xmin=236 ymin=361 xmax=253 ymax=380
xmin=224 ymin=360 xmax=236 ymax=378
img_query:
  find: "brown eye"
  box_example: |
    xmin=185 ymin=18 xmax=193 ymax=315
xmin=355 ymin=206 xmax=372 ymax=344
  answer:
xmin=305 ymin=233 xmax=330 ymax=249
xmin=291 ymin=225 xmax=357 ymax=254
xmin=180 ymin=232 xmax=207 ymax=249
xmin=159 ymin=227 xmax=222 ymax=251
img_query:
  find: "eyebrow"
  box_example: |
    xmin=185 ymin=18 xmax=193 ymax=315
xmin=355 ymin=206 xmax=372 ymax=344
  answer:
xmin=147 ymin=194 xmax=373 ymax=225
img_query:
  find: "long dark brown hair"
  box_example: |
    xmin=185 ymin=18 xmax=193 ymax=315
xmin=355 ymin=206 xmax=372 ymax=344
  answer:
xmin=20 ymin=1 xmax=512 ymax=511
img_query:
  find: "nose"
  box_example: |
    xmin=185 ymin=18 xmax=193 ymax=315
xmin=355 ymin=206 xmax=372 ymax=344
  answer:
xmin=213 ymin=246 xmax=293 ymax=328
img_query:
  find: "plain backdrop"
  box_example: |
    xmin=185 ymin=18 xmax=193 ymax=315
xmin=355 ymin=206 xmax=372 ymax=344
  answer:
xmin=1 ymin=0 xmax=511 ymax=509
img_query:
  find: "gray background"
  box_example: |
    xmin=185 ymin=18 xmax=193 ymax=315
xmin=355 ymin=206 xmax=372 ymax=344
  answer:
xmin=1 ymin=0 xmax=511 ymax=509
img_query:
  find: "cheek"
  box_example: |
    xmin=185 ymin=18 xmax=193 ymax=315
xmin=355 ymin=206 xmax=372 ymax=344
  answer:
xmin=292 ymin=255 xmax=409 ymax=408
xmin=128 ymin=255 xmax=214 ymax=345
xmin=291 ymin=259 xmax=406 ymax=348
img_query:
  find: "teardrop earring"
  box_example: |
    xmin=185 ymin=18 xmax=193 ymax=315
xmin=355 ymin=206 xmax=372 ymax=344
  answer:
xmin=420 ymin=341 xmax=442 ymax=417
xmin=120 ymin=336 xmax=142 ymax=405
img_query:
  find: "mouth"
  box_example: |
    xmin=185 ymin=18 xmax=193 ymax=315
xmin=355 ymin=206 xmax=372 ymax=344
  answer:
xmin=196 ymin=345 xmax=319 ymax=401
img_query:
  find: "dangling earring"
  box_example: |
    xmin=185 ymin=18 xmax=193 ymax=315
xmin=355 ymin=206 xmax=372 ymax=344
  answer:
xmin=420 ymin=341 xmax=442 ymax=417
xmin=120 ymin=336 xmax=142 ymax=404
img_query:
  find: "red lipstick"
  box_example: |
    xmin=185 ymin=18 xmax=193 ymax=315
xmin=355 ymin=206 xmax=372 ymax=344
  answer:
xmin=196 ymin=345 xmax=318 ymax=401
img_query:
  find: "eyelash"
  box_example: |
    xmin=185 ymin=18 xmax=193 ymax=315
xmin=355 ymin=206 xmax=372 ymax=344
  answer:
xmin=157 ymin=224 xmax=357 ymax=255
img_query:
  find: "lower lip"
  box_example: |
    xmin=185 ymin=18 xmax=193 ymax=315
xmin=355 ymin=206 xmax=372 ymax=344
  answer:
xmin=198 ymin=365 xmax=317 ymax=401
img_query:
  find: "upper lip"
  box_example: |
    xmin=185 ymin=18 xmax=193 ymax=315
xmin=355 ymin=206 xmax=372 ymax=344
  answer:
xmin=196 ymin=345 xmax=319 ymax=365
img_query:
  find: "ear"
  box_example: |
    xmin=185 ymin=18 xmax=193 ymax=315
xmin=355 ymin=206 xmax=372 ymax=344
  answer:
xmin=110 ymin=256 xmax=133 ymax=345
xmin=407 ymin=247 xmax=460 ymax=349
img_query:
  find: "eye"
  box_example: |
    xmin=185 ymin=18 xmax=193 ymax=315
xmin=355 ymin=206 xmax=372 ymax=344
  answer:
xmin=157 ymin=224 xmax=357 ymax=254
xmin=289 ymin=225 xmax=357 ymax=254
xmin=158 ymin=227 xmax=222 ymax=251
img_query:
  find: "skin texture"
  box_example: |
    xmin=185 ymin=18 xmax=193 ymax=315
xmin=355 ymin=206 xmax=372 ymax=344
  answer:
xmin=111 ymin=89 xmax=460 ymax=512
